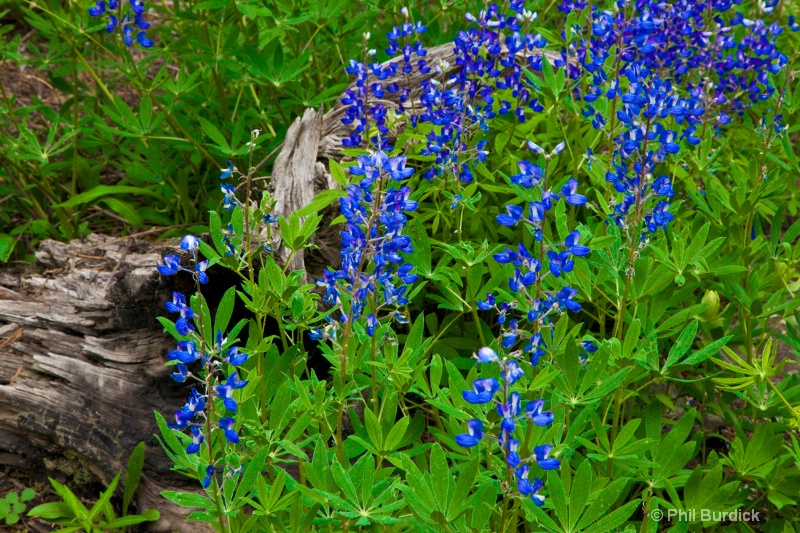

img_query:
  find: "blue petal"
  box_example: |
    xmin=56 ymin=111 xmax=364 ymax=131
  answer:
xmin=455 ymin=434 xmax=480 ymax=447
xmin=539 ymin=458 xmax=561 ymax=470
xmin=224 ymin=429 xmax=240 ymax=444
xmin=462 ymin=390 xmax=494 ymax=404
xmin=157 ymin=265 xmax=177 ymax=276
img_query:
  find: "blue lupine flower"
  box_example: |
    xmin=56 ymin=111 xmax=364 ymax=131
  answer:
xmin=168 ymin=388 xmax=205 ymax=430
xmin=220 ymin=161 xmax=234 ymax=180
xmin=201 ymin=465 xmax=215 ymax=489
xmin=546 ymin=250 xmax=573 ymax=278
xmin=216 ymin=372 xmax=248 ymax=413
xmin=496 ymin=205 xmax=523 ymax=227
xmin=526 ymin=141 xmax=545 ymax=155
xmin=550 ymin=142 xmax=566 ymax=156
xmin=516 ymin=465 xmax=545 ymax=506
xmin=560 ymin=178 xmax=587 ymax=206
xmin=219 ymin=418 xmax=239 ymax=443
xmin=554 ymin=287 xmax=581 ymax=313
xmin=168 ymin=341 xmax=199 ymax=364
xmin=174 ymin=306 xmax=195 ymax=336
xmin=525 ymin=399 xmax=554 ymax=426
xmin=313 ymin=150 xmax=418 ymax=344
xmin=462 ymin=378 xmax=500 ymax=404
xmin=186 ymin=426 xmax=204 ymax=454
xmin=504 ymin=361 xmax=524 ymax=385
xmin=510 ymin=161 xmax=543 ymax=188
xmin=170 ymin=363 xmax=188 ymax=383
xmin=581 ymin=340 xmax=598 ymax=353
xmin=180 ymin=235 xmax=199 ymax=253
xmin=533 ymin=445 xmax=561 ymax=470
xmin=564 ymin=231 xmax=590 ymax=257
xmin=507 ymin=438 xmax=521 ymax=467
xmin=644 ymin=202 xmax=674 ymax=234
xmin=455 ymin=420 xmax=483 ymax=447
xmin=91 ymin=0 xmax=153 ymax=49
xmin=475 ymin=347 xmax=498 ymax=364
xmin=165 ymin=291 xmax=186 ymax=313
xmin=133 ymin=12 xmax=149 ymax=29
xmin=366 ymin=314 xmax=378 ymax=337
xmin=527 ymin=333 xmax=546 ymax=366
xmin=88 ymin=1 xmax=105 ymax=16
xmin=136 ymin=31 xmax=153 ymax=48
xmin=223 ymin=346 xmax=247 ymax=366
xmin=497 ymin=392 xmax=521 ymax=433
xmin=157 ymin=254 xmax=181 ymax=276
xmin=477 ymin=293 xmax=496 ymax=311
xmin=195 ymin=260 xmax=209 ymax=284
xmin=501 ymin=319 xmax=519 ymax=348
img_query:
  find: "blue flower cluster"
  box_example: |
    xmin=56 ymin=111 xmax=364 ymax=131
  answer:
xmin=475 ymin=143 xmax=590 ymax=368
xmin=312 ymin=151 xmax=419 ymax=342
xmin=415 ymin=3 xmax=546 ymax=184
xmin=157 ymin=234 xmax=249 ymax=489
xmin=340 ymin=27 xmax=425 ymax=150
xmin=88 ymin=0 xmax=153 ymax=48
xmin=456 ymin=347 xmax=559 ymax=506
xmin=558 ymin=0 xmax=789 ymax=242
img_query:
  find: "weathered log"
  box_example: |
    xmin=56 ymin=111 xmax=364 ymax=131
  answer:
xmin=0 ymin=42 xmax=562 ymax=532
xmin=0 ymin=235 xmax=209 ymax=532
xmin=271 ymin=106 xmax=326 ymax=274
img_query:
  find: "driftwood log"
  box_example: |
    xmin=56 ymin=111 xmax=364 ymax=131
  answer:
xmin=0 ymin=44 xmax=562 ymax=531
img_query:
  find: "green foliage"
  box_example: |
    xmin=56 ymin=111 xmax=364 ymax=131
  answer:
xmin=27 ymin=442 xmax=160 ymax=532
xmin=3 ymin=0 xmax=800 ymax=530
xmin=0 ymin=0 xmax=455 ymax=259
xmin=0 ymin=487 xmax=35 ymax=526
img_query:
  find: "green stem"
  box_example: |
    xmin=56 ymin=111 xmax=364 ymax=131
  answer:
xmin=196 ymin=281 xmax=229 ymax=533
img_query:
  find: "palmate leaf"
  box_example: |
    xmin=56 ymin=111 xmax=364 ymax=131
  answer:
xmin=522 ymin=462 xmax=640 ymax=533
xmin=711 ymin=338 xmax=788 ymax=391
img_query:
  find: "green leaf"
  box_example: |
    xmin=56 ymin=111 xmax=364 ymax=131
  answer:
xmin=0 ymin=234 xmax=15 ymax=263
xmin=214 ymin=285 xmax=237 ymax=337
xmin=99 ymin=197 xmax=144 ymax=228
xmin=102 ymin=509 xmax=160 ymax=528
xmin=27 ymin=502 xmax=73 ymax=521
xmin=582 ymin=499 xmax=642 ymax=533
xmin=328 ymin=159 xmax=348 ymax=187
xmin=383 ymin=416 xmax=410 ymax=452
xmin=198 ymin=117 xmax=231 ymax=153
xmin=429 ymin=444 xmax=450 ymax=511
xmin=123 ymin=442 xmax=146 ymax=517
xmin=295 ymin=189 xmax=346 ymax=218
xmin=662 ymin=321 xmax=698 ymax=372
xmin=54 ymin=185 xmax=165 ymax=209
xmin=234 ymin=446 xmax=270 ymax=503
xmin=569 ymin=460 xmax=592 ymax=530
xmin=364 ymin=407 xmax=383 ymax=449
xmin=49 ymin=478 xmax=88 ymax=520
xmin=681 ymin=336 xmax=733 ymax=366
xmin=161 ymin=491 xmax=214 ymax=509
xmin=575 ymin=478 xmax=627 ymax=529
xmin=330 ymin=461 xmax=358 ymax=504
xmin=88 ymin=472 xmax=120 ymax=522
xmin=623 ymin=319 xmax=641 ymax=359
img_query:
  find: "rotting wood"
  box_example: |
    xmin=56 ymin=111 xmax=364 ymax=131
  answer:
xmin=0 ymin=235 xmax=210 ymax=533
